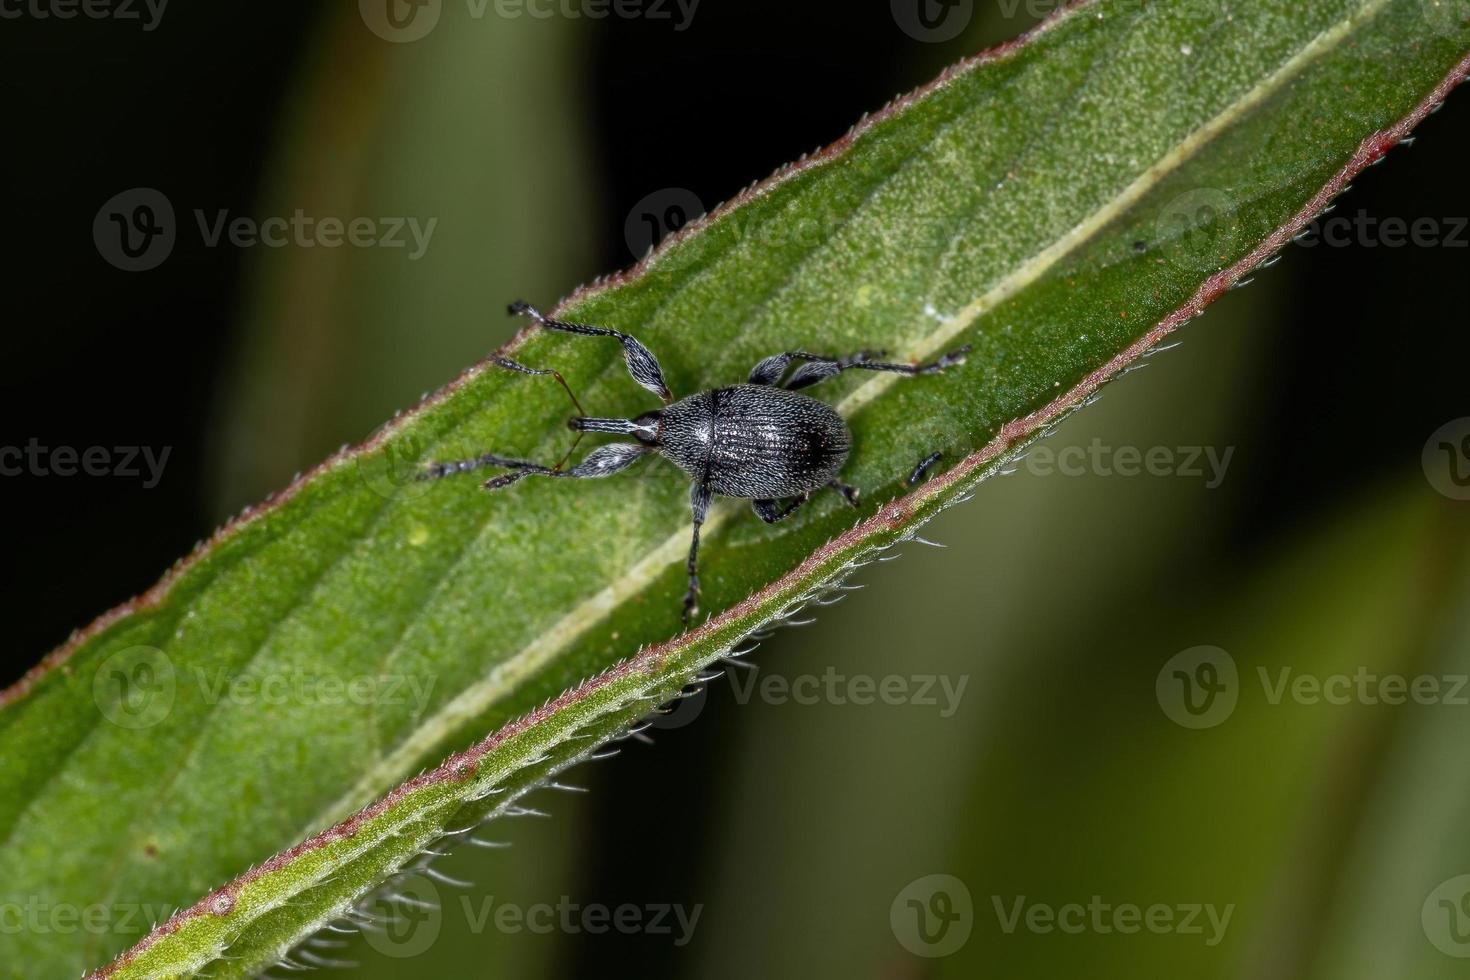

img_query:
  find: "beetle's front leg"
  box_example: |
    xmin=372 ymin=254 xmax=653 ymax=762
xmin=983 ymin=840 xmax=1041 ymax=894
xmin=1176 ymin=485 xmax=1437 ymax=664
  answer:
xmin=683 ymin=482 xmax=712 ymax=624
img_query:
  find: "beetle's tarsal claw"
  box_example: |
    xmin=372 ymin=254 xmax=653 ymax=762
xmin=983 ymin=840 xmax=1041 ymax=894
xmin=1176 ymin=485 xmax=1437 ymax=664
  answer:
xmin=920 ymin=345 xmax=971 ymax=374
xmin=483 ymin=471 xmax=527 ymax=491
xmin=907 ymin=451 xmax=944 ymax=486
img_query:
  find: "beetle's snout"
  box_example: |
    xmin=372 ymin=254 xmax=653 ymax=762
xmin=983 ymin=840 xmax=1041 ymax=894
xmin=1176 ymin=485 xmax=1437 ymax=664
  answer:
xmin=631 ymin=412 xmax=663 ymax=446
xmin=566 ymin=413 xmax=662 ymax=446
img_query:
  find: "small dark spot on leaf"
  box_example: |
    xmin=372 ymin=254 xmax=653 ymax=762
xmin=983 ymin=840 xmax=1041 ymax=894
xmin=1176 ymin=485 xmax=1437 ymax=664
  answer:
xmin=144 ymin=844 xmax=159 ymax=859
xmin=1132 ymin=239 xmax=1147 ymax=253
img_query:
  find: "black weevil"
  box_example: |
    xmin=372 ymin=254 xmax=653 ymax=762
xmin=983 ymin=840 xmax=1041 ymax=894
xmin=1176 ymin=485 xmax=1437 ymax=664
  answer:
xmin=423 ymin=302 xmax=968 ymax=623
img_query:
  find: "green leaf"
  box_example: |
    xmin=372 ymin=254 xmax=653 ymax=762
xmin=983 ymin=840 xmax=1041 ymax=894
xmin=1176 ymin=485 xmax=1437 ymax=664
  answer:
xmin=2 ymin=0 xmax=1467 ymax=976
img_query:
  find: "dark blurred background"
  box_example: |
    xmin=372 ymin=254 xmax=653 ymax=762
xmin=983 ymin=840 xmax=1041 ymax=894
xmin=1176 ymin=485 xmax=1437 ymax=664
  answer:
xmin=3 ymin=2 xmax=1469 ymax=978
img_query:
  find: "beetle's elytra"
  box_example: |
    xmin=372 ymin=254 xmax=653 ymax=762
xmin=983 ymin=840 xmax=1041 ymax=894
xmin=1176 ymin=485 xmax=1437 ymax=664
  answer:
xmin=423 ymin=301 xmax=969 ymax=623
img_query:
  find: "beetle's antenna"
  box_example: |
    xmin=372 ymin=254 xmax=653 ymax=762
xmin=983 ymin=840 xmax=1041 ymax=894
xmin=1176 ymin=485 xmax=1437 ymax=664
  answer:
xmin=492 ymin=356 xmax=587 ymax=472
xmin=492 ymin=357 xmax=587 ymax=416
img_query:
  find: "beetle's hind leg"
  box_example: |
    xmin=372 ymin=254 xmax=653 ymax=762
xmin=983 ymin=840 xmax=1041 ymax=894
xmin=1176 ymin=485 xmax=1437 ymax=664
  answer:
xmin=752 ymin=481 xmax=856 ymax=525
xmin=684 ymin=484 xmax=712 ymax=624
xmin=747 ymin=347 xmax=971 ymax=390
xmin=907 ymin=451 xmax=943 ymax=486
xmin=751 ymin=494 xmax=811 ymax=524
xmin=828 ymin=480 xmax=860 ymax=507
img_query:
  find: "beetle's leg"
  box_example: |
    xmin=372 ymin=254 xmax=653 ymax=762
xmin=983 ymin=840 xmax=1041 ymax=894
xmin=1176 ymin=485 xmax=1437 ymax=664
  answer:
xmin=748 ymin=347 xmax=971 ymax=390
xmin=747 ymin=350 xmax=857 ymax=386
xmin=751 ymin=494 xmax=812 ymax=524
xmin=683 ymin=483 xmax=712 ymax=624
xmin=420 ymin=444 xmax=648 ymax=489
xmin=509 ymin=301 xmax=672 ymax=404
xmin=828 ymin=480 xmax=861 ymax=507
xmin=907 ymin=451 xmax=943 ymax=486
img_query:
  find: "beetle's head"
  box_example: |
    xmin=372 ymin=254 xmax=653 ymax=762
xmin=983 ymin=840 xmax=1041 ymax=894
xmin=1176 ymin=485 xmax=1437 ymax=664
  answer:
xmin=630 ymin=411 xmax=663 ymax=446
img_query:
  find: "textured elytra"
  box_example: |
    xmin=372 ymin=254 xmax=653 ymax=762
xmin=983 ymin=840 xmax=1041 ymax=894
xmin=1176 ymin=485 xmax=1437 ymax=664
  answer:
xmin=663 ymin=385 xmax=852 ymax=499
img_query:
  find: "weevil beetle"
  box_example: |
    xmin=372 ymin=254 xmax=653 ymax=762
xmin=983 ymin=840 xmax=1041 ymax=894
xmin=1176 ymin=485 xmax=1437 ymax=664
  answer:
xmin=423 ymin=301 xmax=969 ymax=623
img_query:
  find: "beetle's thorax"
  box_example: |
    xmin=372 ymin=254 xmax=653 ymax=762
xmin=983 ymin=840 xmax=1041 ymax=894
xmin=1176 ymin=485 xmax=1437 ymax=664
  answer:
xmin=655 ymin=384 xmax=851 ymax=500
